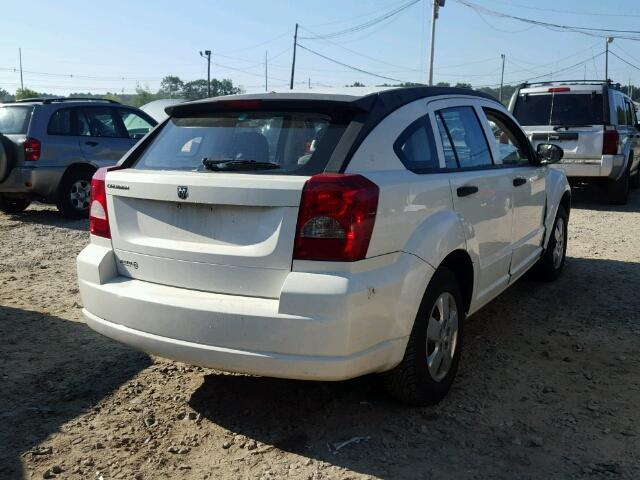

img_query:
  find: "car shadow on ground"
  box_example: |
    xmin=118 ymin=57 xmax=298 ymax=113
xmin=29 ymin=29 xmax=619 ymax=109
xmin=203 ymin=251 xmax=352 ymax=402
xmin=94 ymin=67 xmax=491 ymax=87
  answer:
xmin=570 ymin=182 xmax=640 ymax=212
xmin=7 ymin=207 xmax=89 ymax=232
xmin=189 ymin=253 xmax=640 ymax=479
xmin=0 ymin=306 xmax=150 ymax=479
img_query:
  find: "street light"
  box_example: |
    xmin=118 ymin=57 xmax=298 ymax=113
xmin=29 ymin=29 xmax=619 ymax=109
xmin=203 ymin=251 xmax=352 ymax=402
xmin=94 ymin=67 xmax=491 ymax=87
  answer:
xmin=200 ymin=50 xmax=212 ymax=97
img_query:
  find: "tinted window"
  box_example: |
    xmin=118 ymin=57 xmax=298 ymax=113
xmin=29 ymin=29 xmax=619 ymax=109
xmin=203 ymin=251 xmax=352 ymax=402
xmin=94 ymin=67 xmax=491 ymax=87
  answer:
xmin=625 ymin=100 xmax=635 ymax=126
xmin=393 ymin=116 xmax=440 ymax=171
xmin=483 ymin=109 xmax=530 ymax=166
xmin=134 ymin=110 xmax=351 ymax=175
xmin=615 ymin=95 xmax=627 ymax=125
xmin=119 ymin=109 xmax=155 ymax=139
xmin=48 ymin=108 xmax=74 ymax=135
xmin=436 ymin=106 xmax=493 ymax=168
xmin=82 ymin=107 xmax=120 ymax=137
xmin=513 ymin=93 xmax=604 ymax=126
xmin=0 ymin=106 xmax=33 ymax=134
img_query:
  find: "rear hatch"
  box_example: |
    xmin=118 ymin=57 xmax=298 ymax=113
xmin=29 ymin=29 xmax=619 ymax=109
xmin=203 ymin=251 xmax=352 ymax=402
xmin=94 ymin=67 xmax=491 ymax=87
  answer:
xmin=106 ymin=102 xmax=355 ymax=298
xmin=0 ymin=105 xmax=33 ymax=180
xmin=512 ymin=88 xmax=605 ymax=161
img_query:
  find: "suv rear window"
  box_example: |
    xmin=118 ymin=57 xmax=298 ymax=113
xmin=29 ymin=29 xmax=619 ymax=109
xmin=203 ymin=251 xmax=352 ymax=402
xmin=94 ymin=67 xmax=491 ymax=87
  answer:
xmin=0 ymin=106 xmax=33 ymax=134
xmin=134 ymin=110 xmax=351 ymax=175
xmin=513 ymin=93 xmax=604 ymax=126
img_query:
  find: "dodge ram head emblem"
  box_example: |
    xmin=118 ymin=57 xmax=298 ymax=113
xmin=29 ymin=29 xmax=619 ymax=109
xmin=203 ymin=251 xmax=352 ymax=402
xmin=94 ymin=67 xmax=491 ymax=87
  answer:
xmin=177 ymin=186 xmax=189 ymax=200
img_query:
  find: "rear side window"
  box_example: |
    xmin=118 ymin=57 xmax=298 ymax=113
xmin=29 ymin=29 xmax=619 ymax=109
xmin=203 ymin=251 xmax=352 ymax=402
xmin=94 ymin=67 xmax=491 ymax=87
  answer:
xmin=0 ymin=106 xmax=33 ymax=134
xmin=48 ymin=108 xmax=74 ymax=135
xmin=513 ymin=92 xmax=604 ymax=126
xmin=615 ymin=95 xmax=627 ymax=125
xmin=133 ymin=109 xmax=352 ymax=175
xmin=81 ymin=107 xmax=121 ymax=137
xmin=435 ymin=106 xmax=493 ymax=168
xmin=393 ymin=116 xmax=439 ymax=171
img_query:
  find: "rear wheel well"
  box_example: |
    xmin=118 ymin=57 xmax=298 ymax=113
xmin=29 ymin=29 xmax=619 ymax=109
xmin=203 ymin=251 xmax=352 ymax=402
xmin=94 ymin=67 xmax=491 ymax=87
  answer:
xmin=560 ymin=191 xmax=571 ymax=219
xmin=60 ymin=163 xmax=96 ymax=188
xmin=439 ymin=250 xmax=474 ymax=314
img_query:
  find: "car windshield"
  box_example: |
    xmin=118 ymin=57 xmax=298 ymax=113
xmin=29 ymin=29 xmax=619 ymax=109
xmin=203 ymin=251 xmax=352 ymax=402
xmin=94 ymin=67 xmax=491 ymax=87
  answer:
xmin=134 ymin=110 xmax=351 ymax=175
xmin=513 ymin=92 xmax=604 ymax=126
xmin=0 ymin=106 xmax=33 ymax=134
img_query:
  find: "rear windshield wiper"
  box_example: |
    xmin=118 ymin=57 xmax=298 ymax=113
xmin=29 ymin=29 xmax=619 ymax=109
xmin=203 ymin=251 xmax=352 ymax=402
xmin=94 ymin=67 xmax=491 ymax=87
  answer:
xmin=201 ymin=158 xmax=281 ymax=171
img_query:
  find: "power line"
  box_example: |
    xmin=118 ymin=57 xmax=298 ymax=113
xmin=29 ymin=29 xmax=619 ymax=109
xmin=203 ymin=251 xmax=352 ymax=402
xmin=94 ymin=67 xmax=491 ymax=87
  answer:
xmin=452 ymin=0 xmax=640 ymax=40
xmin=477 ymin=0 xmax=640 ymax=19
xmin=609 ymin=50 xmax=640 ymax=73
xmin=299 ymin=0 xmax=420 ymax=40
xmin=296 ymin=44 xmax=414 ymax=84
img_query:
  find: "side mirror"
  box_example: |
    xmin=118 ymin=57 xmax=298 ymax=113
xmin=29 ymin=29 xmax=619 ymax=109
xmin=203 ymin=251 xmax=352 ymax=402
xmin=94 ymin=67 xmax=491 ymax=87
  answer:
xmin=537 ymin=143 xmax=564 ymax=164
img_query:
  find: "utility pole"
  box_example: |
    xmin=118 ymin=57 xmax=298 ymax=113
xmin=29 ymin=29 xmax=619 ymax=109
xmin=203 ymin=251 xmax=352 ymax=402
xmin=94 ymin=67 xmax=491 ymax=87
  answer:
xmin=499 ymin=54 xmax=506 ymax=103
xmin=605 ymin=37 xmax=614 ymax=82
xmin=18 ymin=48 xmax=23 ymax=90
xmin=265 ymin=51 xmax=268 ymax=92
xmin=290 ymin=23 xmax=298 ymax=90
xmin=428 ymin=0 xmax=445 ymax=86
xmin=200 ymin=50 xmax=212 ymax=97
xmin=308 ymin=77 xmax=311 ymax=89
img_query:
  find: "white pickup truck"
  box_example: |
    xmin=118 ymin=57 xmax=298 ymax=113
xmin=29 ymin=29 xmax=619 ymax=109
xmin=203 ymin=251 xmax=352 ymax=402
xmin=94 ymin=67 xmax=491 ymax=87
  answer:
xmin=77 ymin=87 xmax=571 ymax=405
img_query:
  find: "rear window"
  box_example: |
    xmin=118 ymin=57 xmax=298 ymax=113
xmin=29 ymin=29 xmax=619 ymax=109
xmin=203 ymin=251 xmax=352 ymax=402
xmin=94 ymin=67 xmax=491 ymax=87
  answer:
xmin=0 ymin=106 xmax=33 ymax=134
xmin=134 ymin=110 xmax=351 ymax=175
xmin=513 ymin=93 xmax=604 ymax=126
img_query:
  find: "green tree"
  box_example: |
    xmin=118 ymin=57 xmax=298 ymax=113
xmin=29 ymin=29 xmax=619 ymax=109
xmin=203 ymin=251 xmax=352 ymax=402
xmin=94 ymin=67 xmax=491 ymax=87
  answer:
xmin=436 ymin=82 xmax=451 ymax=87
xmin=182 ymin=78 xmax=241 ymax=100
xmin=15 ymin=87 xmax=40 ymax=100
xmin=454 ymin=82 xmax=473 ymax=89
xmin=159 ymin=75 xmax=184 ymax=98
xmin=0 ymin=88 xmax=10 ymax=101
xmin=347 ymin=81 xmax=365 ymax=87
xmin=131 ymin=85 xmax=156 ymax=107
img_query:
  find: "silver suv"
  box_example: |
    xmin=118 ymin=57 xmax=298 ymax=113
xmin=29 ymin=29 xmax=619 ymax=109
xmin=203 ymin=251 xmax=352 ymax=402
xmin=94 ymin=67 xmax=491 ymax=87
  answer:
xmin=0 ymin=98 xmax=157 ymax=218
xmin=509 ymin=80 xmax=640 ymax=204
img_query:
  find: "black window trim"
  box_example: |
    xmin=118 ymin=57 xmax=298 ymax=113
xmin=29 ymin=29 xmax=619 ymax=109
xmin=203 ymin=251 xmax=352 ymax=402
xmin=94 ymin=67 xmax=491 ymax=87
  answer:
xmin=482 ymin=107 xmax=539 ymax=168
xmin=392 ymin=114 xmax=441 ymax=174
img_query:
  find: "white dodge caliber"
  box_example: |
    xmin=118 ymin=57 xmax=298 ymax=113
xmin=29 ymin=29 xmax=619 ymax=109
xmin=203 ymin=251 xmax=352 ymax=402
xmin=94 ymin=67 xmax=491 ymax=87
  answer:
xmin=77 ymin=87 xmax=571 ymax=405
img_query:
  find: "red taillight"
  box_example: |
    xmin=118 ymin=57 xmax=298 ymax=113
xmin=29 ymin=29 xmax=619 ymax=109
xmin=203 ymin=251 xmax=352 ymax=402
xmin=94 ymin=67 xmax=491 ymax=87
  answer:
xmin=603 ymin=129 xmax=619 ymax=155
xmin=23 ymin=137 xmax=41 ymax=161
xmin=548 ymin=87 xmax=570 ymax=93
xmin=89 ymin=167 xmax=114 ymax=238
xmin=293 ymin=174 xmax=379 ymax=261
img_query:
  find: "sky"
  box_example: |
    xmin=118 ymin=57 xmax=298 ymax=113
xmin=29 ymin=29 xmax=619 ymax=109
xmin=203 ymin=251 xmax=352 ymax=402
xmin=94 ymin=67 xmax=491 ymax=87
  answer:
xmin=0 ymin=0 xmax=639 ymax=96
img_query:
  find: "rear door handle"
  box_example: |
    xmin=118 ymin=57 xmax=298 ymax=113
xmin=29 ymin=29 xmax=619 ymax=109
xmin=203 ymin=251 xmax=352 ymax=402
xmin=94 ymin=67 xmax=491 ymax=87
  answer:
xmin=513 ymin=177 xmax=527 ymax=187
xmin=456 ymin=185 xmax=479 ymax=197
xmin=85 ymin=141 xmax=99 ymax=147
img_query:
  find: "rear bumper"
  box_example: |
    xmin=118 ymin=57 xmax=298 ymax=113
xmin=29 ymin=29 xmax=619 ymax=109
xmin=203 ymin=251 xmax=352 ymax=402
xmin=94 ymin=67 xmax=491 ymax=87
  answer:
xmin=0 ymin=166 xmax=64 ymax=198
xmin=78 ymin=243 xmax=432 ymax=381
xmin=550 ymin=154 xmax=624 ymax=179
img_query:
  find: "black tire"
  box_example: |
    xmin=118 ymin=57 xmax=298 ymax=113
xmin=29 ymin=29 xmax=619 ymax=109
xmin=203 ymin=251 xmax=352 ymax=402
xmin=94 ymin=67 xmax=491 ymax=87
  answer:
xmin=56 ymin=168 xmax=94 ymax=219
xmin=630 ymin=167 xmax=640 ymax=189
xmin=0 ymin=195 xmax=31 ymax=214
xmin=607 ymin=165 xmax=629 ymax=205
xmin=0 ymin=134 xmax=14 ymax=183
xmin=383 ymin=267 xmax=464 ymax=406
xmin=534 ymin=205 xmax=568 ymax=282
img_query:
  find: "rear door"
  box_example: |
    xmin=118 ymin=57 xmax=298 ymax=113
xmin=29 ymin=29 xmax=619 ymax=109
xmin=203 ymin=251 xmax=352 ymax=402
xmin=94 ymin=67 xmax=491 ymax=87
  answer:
xmin=512 ymin=88 xmax=605 ymax=161
xmin=429 ymin=99 xmax=514 ymax=304
xmin=79 ymin=106 xmax=136 ymax=167
xmin=481 ymin=107 xmax=546 ymax=278
xmin=105 ymin=106 xmax=351 ymax=299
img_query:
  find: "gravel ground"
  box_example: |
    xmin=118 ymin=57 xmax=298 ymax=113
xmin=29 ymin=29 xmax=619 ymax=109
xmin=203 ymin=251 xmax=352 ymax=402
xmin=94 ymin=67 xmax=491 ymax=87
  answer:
xmin=1 ymin=186 xmax=639 ymax=480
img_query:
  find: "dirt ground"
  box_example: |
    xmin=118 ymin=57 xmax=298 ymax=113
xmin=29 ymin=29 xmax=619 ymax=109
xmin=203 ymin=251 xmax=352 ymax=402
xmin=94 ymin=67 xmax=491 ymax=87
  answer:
xmin=1 ymin=186 xmax=639 ymax=480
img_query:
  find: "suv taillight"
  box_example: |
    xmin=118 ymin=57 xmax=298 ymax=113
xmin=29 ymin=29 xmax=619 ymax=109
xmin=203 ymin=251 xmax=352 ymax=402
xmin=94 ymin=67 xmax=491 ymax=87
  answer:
xmin=24 ymin=137 xmax=41 ymax=161
xmin=293 ymin=174 xmax=379 ymax=261
xmin=89 ymin=167 xmax=115 ymax=238
xmin=603 ymin=129 xmax=619 ymax=155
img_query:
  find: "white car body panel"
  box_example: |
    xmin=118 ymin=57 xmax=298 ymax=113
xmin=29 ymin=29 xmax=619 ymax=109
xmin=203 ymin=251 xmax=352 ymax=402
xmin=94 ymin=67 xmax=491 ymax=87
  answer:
xmin=77 ymin=90 xmax=571 ymax=381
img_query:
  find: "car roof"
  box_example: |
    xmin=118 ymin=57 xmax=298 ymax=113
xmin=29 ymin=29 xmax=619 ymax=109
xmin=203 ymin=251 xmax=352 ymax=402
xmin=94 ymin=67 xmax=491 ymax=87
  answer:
xmin=166 ymin=86 xmax=500 ymax=118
